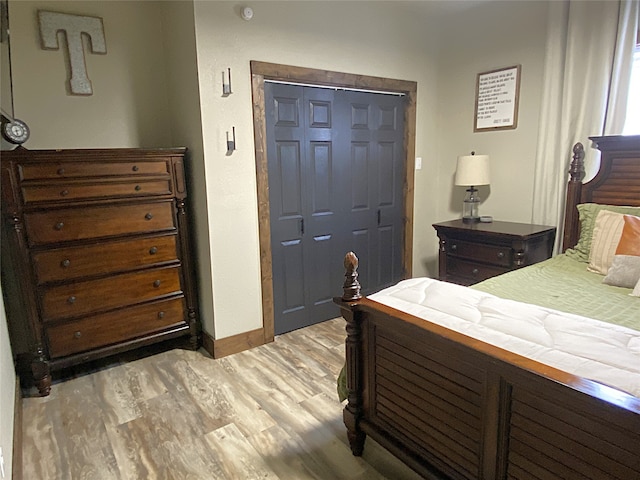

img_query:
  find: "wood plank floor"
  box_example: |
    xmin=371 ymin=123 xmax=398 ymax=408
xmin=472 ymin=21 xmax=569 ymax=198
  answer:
xmin=21 ymin=318 xmax=423 ymax=479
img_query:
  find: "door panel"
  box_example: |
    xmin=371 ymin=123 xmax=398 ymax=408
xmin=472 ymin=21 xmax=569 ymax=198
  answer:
xmin=341 ymin=89 xmax=405 ymax=294
xmin=266 ymin=82 xmax=405 ymax=334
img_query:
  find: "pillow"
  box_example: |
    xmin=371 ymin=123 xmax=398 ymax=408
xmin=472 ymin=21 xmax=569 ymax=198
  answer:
xmin=564 ymin=203 xmax=640 ymax=263
xmin=587 ymin=210 xmax=626 ymax=274
xmin=603 ymin=215 xmax=640 ymax=288
xmin=632 ymin=277 xmax=640 ymax=297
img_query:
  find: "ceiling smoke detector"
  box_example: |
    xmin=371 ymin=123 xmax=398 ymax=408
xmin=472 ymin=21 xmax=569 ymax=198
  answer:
xmin=241 ymin=7 xmax=254 ymax=21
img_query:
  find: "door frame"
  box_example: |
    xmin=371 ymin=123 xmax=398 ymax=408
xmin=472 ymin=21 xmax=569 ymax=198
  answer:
xmin=251 ymin=60 xmax=417 ymax=343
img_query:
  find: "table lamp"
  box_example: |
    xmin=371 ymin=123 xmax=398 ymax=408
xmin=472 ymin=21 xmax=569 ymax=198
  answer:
xmin=455 ymin=152 xmax=490 ymax=223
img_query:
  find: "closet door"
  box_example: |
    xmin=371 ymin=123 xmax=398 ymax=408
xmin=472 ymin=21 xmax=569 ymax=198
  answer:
xmin=341 ymin=89 xmax=405 ymax=294
xmin=265 ymin=82 xmax=405 ymax=335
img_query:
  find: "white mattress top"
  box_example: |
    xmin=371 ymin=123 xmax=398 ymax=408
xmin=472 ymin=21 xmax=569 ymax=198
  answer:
xmin=370 ymin=278 xmax=640 ymax=399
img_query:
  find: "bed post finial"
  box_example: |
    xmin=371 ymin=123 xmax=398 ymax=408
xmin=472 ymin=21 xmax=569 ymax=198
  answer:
xmin=562 ymin=142 xmax=587 ymax=252
xmin=570 ymin=142 xmax=586 ymax=183
xmin=342 ymin=252 xmax=362 ymax=301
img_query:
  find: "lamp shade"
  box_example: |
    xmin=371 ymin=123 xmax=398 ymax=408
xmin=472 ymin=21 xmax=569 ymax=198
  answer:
xmin=455 ymin=154 xmax=490 ymax=186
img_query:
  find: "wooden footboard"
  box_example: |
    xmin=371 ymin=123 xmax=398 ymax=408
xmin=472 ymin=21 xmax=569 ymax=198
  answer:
xmin=335 ymin=252 xmax=640 ymax=480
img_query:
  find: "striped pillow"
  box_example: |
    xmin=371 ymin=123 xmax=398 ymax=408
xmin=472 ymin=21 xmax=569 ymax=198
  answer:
xmin=587 ymin=210 xmax=626 ymax=275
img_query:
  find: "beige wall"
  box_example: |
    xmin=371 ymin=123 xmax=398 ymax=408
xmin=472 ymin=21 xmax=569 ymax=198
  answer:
xmin=3 ymin=0 xmax=550 ymax=341
xmin=425 ymin=0 xmax=550 ymax=274
xmin=191 ymin=1 xmax=442 ymax=338
xmin=10 ymin=0 xmax=171 ymax=148
xmin=0 ymin=285 xmax=15 ymax=480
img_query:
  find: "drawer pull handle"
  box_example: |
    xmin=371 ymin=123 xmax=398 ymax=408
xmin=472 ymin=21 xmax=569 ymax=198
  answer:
xmin=135 ymin=185 xmax=142 ymax=191
xmin=472 ymin=268 xmax=479 ymax=276
xmin=153 ymin=280 xmax=161 ymax=288
xmin=132 ymin=165 xmax=139 ymax=172
xmin=55 ymin=222 xmax=64 ymax=231
xmin=74 ymin=331 xmax=82 ymax=339
xmin=57 ymin=168 xmax=65 ymax=175
xmin=67 ymin=296 xmax=76 ymax=304
xmin=61 ymin=259 xmax=71 ymax=268
xmin=145 ymin=213 xmax=153 ymax=220
xmin=497 ymin=252 xmax=505 ymax=259
xmin=451 ymin=244 xmax=457 ymax=251
xmin=158 ymin=311 xmax=165 ymax=319
xmin=60 ymin=190 xmax=69 ymax=196
xmin=149 ymin=246 xmax=158 ymax=255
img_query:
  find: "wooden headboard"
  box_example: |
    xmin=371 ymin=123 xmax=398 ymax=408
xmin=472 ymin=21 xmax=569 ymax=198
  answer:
xmin=562 ymin=135 xmax=640 ymax=251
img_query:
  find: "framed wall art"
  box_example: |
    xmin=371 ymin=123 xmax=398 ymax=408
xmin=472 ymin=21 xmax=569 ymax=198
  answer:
xmin=474 ymin=65 xmax=521 ymax=132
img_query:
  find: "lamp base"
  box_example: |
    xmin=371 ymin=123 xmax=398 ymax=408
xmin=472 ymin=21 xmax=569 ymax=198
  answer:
xmin=461 ymin=186 xmax=481 ymax=224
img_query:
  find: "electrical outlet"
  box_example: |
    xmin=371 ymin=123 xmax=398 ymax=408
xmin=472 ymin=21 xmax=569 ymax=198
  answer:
xmin=0 ymin=446 xmax=5 ymax=478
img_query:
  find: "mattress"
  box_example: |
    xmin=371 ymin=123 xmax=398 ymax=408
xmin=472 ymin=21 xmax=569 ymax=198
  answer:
xmin=472 ymin=254 xmax=639 ymax=331
xmin=370 ymin=278 xmax=640 ymax=398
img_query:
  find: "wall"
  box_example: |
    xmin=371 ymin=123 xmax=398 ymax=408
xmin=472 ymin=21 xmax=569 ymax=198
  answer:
xmin=191 ymin=1 xmax=442 ymax=338
xmin=10 ymin=0 xmax=171 ymax=148
xmin=430 ymin=1 xmax=549 ymax=273
xmin=5 ymin=0 xmax=550 ymax=339
xmin=159 ymin=1 xmax=215 ymax=337
xmin=0 ymin=285 xmax=15 ymax=480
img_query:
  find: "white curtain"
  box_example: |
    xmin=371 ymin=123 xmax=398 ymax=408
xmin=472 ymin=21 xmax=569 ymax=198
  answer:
xmin=531 ymin=0 xmax=639 ymax=252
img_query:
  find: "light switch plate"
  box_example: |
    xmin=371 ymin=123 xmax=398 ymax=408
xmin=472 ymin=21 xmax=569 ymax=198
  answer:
xmin=415 ymin=157 xmax=422 ymax=170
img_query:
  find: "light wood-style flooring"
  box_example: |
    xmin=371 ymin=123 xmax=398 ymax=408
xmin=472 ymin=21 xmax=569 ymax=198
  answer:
xmin=21 ymin=318 xmax=423 ymax=479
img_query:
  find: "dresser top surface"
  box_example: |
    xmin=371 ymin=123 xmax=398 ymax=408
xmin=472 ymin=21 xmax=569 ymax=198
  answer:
xmin=433 ymin=219 xmax=556 ymax=238
xmin=1 ymin=146 xmax=187 ymax=161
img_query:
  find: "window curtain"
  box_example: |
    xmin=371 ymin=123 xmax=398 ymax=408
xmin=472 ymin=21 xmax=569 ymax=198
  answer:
xmin=531 ymin=0 xmax=639 ymax=252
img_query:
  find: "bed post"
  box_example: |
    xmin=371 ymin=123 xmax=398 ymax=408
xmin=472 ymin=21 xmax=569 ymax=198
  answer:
xmin=340 ymin=252 xmax=366 ymax=455
xmin=562 ymin=142 xmax=586 ymax=251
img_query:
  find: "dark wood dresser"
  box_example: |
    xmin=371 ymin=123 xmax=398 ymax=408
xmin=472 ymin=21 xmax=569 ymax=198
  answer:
xmin=433 ymin=219 xmax=556 ymax=286
xmin=1 ymin=147 xmax=199 ymax=395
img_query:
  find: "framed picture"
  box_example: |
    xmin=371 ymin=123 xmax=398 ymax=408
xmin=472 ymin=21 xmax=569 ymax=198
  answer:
xmin=474 ymin=65 xmax=521 ymax=132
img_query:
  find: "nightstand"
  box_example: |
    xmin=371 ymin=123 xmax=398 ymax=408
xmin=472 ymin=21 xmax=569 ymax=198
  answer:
xmin=432 ymin=220 xmax=556 ymax=286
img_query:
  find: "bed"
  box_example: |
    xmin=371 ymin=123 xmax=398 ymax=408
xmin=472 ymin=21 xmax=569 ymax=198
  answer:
xmin=334 ymin=135 xmax=640 ymax=479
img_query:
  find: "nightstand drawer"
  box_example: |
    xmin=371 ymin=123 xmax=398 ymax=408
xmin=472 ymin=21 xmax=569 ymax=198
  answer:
xmin=447 ymin=257 xmax=509 ymax=283
xmin=447 ymin=239 xmax=512 ymax=267
xmin=434 ymin=219 xmax=556 ymax=286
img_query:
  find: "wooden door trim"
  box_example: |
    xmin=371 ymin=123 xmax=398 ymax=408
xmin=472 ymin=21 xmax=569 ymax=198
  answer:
xmin=251 ymin=60 xmax=416 ymax=344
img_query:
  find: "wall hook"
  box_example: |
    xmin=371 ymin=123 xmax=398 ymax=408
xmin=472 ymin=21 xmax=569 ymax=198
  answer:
xmin=222 ymin=68 xmax=232 ymax=96
xmin=226 ymin=126 xmax=236 ymax=153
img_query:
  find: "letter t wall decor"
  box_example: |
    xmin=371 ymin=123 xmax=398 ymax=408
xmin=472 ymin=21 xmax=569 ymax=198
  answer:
xmin=38 ymin=10 xmax=106 ymax=95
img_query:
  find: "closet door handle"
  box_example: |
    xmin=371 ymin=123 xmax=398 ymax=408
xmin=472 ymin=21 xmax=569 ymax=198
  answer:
xmin=377 ymin=209 xmax=381 ymax=226
xmin=300 ymin=218 xmax=305 ymax=236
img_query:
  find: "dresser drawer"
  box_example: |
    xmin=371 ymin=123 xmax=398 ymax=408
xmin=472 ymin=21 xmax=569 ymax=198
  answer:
xmin=32 ymin=235 xmax=179 ymax=284
xmin=447 ymin=239 xmax=512 ymax=267
xmin=446 ymin=257 xmax=509 ymax=283
xmin=41 ymin=265 xmax=183 ymax=321
xmin=25 ymin=201 xmax=175 ymax=246
xmin=18 ymin=160 xmax=170 ymax=180
xmin=21 ymin=179 xmax=172 ymax=204
xmin=46 ymin=296 xmax=186 ymax=358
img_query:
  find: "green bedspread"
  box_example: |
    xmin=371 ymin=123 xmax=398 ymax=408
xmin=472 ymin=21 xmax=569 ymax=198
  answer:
xmin=472 ymin=254 xmax=639 ymax=331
